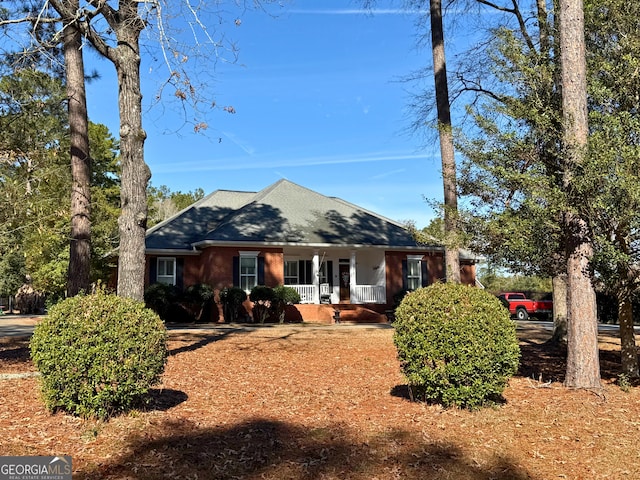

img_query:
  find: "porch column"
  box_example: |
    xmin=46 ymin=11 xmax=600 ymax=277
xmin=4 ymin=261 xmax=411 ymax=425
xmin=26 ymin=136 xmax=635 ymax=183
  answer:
xmin=312 ymin=250 xmax=320 ymax=304
xmin=350 ymin=250 xmax=356 ymax=303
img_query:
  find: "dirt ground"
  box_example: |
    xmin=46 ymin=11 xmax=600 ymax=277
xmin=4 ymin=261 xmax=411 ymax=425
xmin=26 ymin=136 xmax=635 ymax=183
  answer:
xmin=1 ymin=321 xmax=639 ymax=480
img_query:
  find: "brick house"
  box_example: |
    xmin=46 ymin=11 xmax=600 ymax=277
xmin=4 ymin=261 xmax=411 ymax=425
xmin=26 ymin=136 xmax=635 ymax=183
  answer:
xmin=144 ymin=179 xmax=480 ymax=323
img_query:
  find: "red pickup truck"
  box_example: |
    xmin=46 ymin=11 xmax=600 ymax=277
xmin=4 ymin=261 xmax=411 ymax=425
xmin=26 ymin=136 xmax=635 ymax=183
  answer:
xmin=497 ymin=292 xmax=553 ymax=321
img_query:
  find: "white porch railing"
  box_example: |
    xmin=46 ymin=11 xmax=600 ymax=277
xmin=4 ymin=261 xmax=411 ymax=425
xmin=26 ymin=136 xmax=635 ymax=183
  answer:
xmin=353 ymin=285 xmax=386 ymax=304
xmin=290 ymin=284 xmax=386 ymax=304
xmin=290 ymin=285 xmax=316 ymax=304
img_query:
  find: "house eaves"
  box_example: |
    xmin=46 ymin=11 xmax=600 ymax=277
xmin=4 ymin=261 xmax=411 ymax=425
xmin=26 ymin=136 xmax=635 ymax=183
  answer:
xmin=190 ymin=239 xmax=445 ymax=252
xmin=145 ymin=248 xmax=201 ymax=256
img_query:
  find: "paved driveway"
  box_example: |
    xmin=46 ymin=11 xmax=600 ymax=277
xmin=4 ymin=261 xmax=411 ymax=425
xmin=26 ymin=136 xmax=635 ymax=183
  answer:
xmin=0 ymin=315 xmax=394 ymax=338
xmin=0 ymin=316 xmax=635 ymax=339
xmin=0 ymin=315 xmax=43 ymax=337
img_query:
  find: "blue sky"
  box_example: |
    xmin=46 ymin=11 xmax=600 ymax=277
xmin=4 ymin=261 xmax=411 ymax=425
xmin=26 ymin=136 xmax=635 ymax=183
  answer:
xmin=84 ymin=1 xmax=477 ymax=229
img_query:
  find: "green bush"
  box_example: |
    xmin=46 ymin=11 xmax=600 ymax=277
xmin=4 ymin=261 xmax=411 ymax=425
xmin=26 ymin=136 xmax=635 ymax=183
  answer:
xmin=144 ymin=283 xmax=216 ymax=323
xmin=273 ymin=285 xmax=301 ymax=305
xmin=272 ymin=285 xmax=301 ymax=323
xmin=30 ymin=291 xmax=167 ymax=419
xmin=249 ymin=285 xmax=275 ymax=323
xmin=184 ymin=283 xmax=216 ymax=323
xmin=144 ymin=283 xmax=182 ymax=320
xmin=184 ymin=283 xmax=215 ymax=303
xmin=393 ymin=283 xmax=520 ymax=409
xmin=219 ymin=287 xmax=248 ymax=323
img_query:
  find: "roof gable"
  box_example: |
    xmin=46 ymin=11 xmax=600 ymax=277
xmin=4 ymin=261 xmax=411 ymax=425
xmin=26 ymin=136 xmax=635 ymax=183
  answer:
xmin=145 ymin=188 xmax=256 ymax=250
xmin=146 ymin=179 xmax=433 ymax=250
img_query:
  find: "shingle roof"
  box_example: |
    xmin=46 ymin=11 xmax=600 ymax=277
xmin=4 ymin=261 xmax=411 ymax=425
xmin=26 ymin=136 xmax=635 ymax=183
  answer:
xmin=146 ymin=179 xmax=436 ymax=251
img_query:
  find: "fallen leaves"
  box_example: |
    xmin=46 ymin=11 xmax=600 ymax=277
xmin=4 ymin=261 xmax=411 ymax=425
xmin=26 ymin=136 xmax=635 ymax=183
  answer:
xmin=0 ymin=324 xmax=639 ymax=479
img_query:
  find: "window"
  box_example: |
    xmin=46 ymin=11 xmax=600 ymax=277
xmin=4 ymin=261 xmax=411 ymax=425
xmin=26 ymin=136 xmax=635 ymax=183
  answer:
xmin=240 ymin=257 xmax=257 ymax=291
xmin=284 ymin=260 xmax=299 ymax=285
xmin=299 ymin=260 xmax=312 ymax=284
xmin=239 ymin=251 xmax=260 ymax=292
xmin=157 ymin=258 xmax=176 ymax=285
xmin=406 ymin=257 xmax=422 ymax=291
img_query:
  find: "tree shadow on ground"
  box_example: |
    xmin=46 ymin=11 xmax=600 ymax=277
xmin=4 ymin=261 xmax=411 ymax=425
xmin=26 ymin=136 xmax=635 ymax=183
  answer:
xmin=0 ymin=337 xmax=30 ymax=366
xmin=168 ymin=328 xmax=247 ymax=356
xmin=518 ymin=341 xmax=623 ymax=384
xmin=167 ymin=326 xmax=310 ymax=357
xmin=75 ymin=417 xmax=535 ymax=480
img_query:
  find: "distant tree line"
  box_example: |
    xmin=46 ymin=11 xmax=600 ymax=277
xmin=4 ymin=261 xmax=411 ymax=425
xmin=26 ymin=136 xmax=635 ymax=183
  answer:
xmin=0 ymin=70 xmax=202 ymax=304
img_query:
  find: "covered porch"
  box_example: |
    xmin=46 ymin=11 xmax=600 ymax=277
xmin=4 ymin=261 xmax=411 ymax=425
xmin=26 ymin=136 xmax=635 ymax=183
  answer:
xmin=283 ymin=248 xmax=387 ymax=305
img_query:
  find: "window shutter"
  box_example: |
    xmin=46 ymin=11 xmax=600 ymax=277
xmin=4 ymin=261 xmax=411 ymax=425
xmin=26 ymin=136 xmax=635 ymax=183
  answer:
xmin=233 ymin=256 xmax=239 ymax=287
xmin=305 ymin=260 xmax=312 ymax=284
xmin=421 ymin=260 xmax=429 ymax=287
xmin=176 ymin=258 xmax=184 ymax=289
xmin=258 ymin=257 xmax=265 ymax=285
xmin=327 ymin=261 xmax=334 ymax=287
xmin=149 ymin=258 xmax=157 ymax=284
xmin=402 ymin=259 xmax=408 ymax=291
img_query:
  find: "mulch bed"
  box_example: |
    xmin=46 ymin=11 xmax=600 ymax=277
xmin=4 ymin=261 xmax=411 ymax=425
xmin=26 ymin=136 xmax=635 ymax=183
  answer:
xmin=1 ymin=323 xmax=639 ymax=479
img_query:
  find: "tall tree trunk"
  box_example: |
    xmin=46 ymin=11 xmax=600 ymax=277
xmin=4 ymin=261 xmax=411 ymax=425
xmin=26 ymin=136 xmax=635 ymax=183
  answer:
xmin=564 ymin=223 xmax=600 ymax=387
xmin=114 ymin=2 xmax=150 ymax=301
xmin=618 ymin=294 xmax=639 ymax=378
xmin=559 ymin=0 xmax=601 ymax=389
xmin=48 ymin=0 xmax=150 ymax=301
xmin=550 ymin=274 xmax=568 ymax=343
xmin=429 ymin=0 xmax=460 ymax=283
xmin=616 ymin=234 xmax=639 ymax=378
xmin=64 ymin=4 xmax=92 ymax=297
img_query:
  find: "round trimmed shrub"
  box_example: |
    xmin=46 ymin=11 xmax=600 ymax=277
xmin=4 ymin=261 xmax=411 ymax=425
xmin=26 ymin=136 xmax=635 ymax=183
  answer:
xmin=219 ymin=287 xmax=248 ymax=323
xmin=272 ymin=285 xmax=301 ymax=305
xmin=144 ymin=282 xmax=182 ymax=321
xmin=185 ymin=283 xmax=215 ymax=304
xmin=250 ymin=285 xmax=276 ymax=323
xmin=393 ymin=283 xmax=520 ymax=409
xmin=30 ymin=290 xmax=167 ymax=419
xmin=272 ymin=285 xmax=301 ymax=323
xmin=184 ymin=283 xmax=216 ymax=323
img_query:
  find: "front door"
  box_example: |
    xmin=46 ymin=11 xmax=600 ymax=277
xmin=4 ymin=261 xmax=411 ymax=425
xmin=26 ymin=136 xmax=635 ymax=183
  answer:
xmin=339 ymin=264 xmax=350 ymax=301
